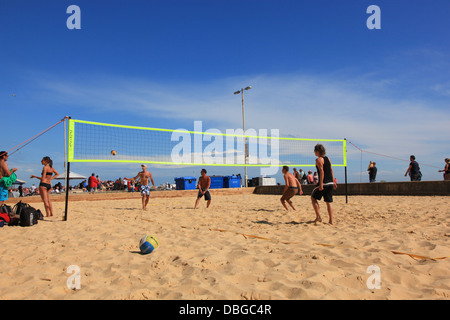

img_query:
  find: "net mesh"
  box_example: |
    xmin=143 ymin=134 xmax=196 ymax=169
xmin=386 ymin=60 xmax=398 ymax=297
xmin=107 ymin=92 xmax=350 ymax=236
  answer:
xmin=68 ymin=119 xmax=346 ymax=167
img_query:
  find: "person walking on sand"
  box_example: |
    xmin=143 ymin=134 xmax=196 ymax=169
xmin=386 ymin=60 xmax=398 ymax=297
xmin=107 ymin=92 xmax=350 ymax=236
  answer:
xmin=195 ymin=169 xmax=211 ymax=209
xmin=30 ymin=156 xmax=59 ymax=217
xmin=310 ymin=144 xmax=337 ymax=225
xmin=405 ymin=155 xmax=422 ymax=181
xmin=439 ymin=158 xmax=450 ymax=180
xmin=280 ymin=166 xmax=303 ymax=211
xmin=125 ymin=164 xmax=155 ymax=210
xmin=0 ymin=151 xmax=18 ymax=206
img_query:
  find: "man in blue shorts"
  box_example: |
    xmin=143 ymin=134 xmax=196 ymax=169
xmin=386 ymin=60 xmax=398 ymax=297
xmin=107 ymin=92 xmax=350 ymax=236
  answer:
xmin=126 ymin=164 xmax=155 ymax=210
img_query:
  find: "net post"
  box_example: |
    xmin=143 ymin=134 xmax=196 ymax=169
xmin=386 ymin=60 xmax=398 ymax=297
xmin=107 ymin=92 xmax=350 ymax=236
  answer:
xmin=64 ymin=116 xmax=72 ymax=221
xmin=344 ymin=138 xmax=348 ymax=204
xmin=64 ymin=161 xmax=70 ymax=221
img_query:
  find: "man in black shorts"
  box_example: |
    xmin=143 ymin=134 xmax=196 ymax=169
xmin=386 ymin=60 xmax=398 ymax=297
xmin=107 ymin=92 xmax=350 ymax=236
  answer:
xmin=311 ymin=144 xmax=337 ymax=225
xmin=194 ymin=169 xmax=211 ymax=209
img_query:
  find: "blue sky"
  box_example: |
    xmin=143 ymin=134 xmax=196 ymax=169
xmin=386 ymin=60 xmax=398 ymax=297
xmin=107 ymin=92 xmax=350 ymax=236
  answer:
xmin=1 ymin=0 xmax=449 ymax=186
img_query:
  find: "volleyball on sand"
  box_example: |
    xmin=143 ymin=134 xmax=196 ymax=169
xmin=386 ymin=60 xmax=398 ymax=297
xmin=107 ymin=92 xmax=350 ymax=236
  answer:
xmin=139 ymin=235 xmax=159 ymax=254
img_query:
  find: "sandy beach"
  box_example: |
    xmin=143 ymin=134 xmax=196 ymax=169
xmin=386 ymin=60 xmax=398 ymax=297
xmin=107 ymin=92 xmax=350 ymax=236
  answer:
xmin=0 ymin=192 xmax=449 ymax=300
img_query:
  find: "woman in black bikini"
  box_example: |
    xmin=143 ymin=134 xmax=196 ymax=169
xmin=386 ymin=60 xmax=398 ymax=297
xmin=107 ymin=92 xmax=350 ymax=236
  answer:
xmin=438 ymin=158 xmax=450 ymax=181
xmin=30 ymin=156 xmax=59 ymax=217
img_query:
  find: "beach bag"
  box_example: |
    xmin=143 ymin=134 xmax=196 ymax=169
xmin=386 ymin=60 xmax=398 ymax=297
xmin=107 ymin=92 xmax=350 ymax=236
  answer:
xmin=19 ymin=207 xmax=43 ymax=227
xmin=0 ymin=212 xmax=10 ymax=224
xmin=0 ymin=204 xmax=13 ymax=225
xmin=13 ymin=201 xmax=43 ymax=227
xmin=0 ymin=204 xmax=13 ymax=216
xmin=13 ymin=201 xmax=29 ymax=217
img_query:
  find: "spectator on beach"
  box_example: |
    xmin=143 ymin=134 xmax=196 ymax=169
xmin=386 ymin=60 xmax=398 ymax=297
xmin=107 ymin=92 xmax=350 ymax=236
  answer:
xmin=313 ymin=172 xmax=319 ymax=184
xmin=79 ymin=180 xmax=87 ymax=192
xmin=438 ymin=158 xmax=450 ymax=181
xmin=368 ymin=162 xmax=378 ymax=183
xmin=405 ymin=155 xmax=422 ymax=181
xmin=0 ymin=151 xmax=18 ymax=206
xmin=31 ymin=184 xmax=37 ymax=195
xmin=30 ymin=156 xmax=59 ymax=217
xmin=96 ymin=176 xmax=102 ymax=190
xmin=307 ymin=170 xmax=314 ymax=184
xmin=88 ymin=173 xmax=98 ymax=194
xmin=298 ymin=169 xmax=306 ymax=184
xmin=293 ymin=168 xmax=301 ymax=183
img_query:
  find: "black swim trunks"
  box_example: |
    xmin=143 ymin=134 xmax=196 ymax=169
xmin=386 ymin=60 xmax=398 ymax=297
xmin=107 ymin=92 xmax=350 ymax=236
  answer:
xmin=197 ymin=188 xmax=211 ymax=201
xmin=311 ymin=184 xmax=334 ymax=203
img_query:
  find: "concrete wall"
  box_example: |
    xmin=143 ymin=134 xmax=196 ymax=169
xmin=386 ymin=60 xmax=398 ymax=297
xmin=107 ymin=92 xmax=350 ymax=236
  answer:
xmin=253 ymin=181 xmax=450 ymax=196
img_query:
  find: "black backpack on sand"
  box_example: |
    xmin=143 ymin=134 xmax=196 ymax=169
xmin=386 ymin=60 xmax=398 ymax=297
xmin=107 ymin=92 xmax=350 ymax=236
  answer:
xmin=13 ymin=201 xmax=43 ymax=227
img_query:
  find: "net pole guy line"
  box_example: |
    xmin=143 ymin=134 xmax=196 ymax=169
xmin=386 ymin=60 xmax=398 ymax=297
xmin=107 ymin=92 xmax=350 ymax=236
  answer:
xmin=6 ymin=117 xmax=68 ymax=156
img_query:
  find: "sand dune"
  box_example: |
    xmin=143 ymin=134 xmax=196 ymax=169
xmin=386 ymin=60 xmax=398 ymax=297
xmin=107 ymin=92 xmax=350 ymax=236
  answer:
xmin=0 ymin=193 xmax=449 ymax=300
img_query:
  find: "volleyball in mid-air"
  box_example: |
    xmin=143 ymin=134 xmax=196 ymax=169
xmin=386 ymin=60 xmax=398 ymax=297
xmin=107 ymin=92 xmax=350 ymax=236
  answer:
xmin=111 ymin=150 xmax=117 ymax=156
xmin=139 ymin=235 xmax=159 ymax=254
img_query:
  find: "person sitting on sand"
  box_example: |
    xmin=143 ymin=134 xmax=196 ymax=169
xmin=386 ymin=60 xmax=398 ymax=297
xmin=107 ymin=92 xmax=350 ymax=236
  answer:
xmin=280 ymin=166 xmax=303 ymax=211
xmin=310 ymin=144 xmax=337 ymax=225
xmin=0 ymin=151 xmax=18 ymax=206
xmin=195 ymin=169 xmax=211 ymax=209
xmin=125 ymin=164 xmax=155 ymax=210
xmin=30 ymin=156 xmax=59 ymax=217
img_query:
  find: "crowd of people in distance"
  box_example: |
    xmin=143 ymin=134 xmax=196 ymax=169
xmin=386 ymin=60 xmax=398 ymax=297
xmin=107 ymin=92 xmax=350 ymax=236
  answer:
xmin=70 ymin=175 xmax=155 ymax=194
xmin=292 ymin=168 xmax=320 ymax=185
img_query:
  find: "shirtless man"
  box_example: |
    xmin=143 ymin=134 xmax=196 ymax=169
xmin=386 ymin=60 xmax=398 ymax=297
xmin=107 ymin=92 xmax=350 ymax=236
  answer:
xmin=126 ymin=164 xmax=155 ymax=210
xmin=0 ymin=151 xmax=18 ymax=206
xmin=280 ymin=166 xmax=303 ymax=211
xmin=195 ymin=169 xmax=211 ymax=209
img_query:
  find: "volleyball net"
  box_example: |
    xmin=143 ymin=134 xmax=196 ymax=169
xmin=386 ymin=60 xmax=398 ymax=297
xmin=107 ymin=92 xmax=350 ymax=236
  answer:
xmin=67 ymin=119 xmax=347 ymax=167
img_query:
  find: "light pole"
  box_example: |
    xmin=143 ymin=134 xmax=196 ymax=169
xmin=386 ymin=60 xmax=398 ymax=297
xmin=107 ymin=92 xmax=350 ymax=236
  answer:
xmin=234 ymin=86 xmax=252 ymax=187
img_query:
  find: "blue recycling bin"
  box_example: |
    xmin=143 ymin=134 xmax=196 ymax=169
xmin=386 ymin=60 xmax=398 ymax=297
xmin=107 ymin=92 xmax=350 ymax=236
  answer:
xmin=224 ymin=175 xmax=241 ymax=188
xmin=174 ymin=177 xmax=197 ymax=190
xmin=209 ymin=176 xmax=224 ymax=189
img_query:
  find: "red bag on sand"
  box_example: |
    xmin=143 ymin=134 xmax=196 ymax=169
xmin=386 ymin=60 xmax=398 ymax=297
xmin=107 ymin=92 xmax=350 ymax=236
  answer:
xmin=0 ymin=212 xmax=10 ymax=223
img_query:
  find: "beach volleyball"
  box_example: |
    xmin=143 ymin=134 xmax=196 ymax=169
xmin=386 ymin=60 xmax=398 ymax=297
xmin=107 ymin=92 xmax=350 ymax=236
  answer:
xmin=139 ymin=235 xmax=159 ymax=254
xmin=111 ymin=150 xmax=117 ymax=156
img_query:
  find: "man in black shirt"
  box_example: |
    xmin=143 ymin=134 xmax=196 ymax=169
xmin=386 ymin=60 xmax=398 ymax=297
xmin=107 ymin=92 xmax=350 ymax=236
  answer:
xmin=311 ymin=144 xmax=337 ymax=225
xmin=405 ymin=155 xmax=422 ymax=181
